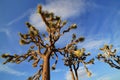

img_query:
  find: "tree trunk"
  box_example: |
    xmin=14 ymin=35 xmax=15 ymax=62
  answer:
xmin=42 ymin=56 xmax=50 ymax=80
xmin=69 ymin=65 xmax=75 ymax=80
xmin=70 ymin=69 xmax=75 ymax=80
xmin=75 ymin=69 xmax=78 ymax=80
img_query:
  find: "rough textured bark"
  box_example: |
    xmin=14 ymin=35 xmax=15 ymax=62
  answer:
xmin=42 ymin=56 xmax=50 ymax=80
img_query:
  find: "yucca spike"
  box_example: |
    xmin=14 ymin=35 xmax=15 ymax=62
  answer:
xmin=70 ymin=24 xmax=77 ymax=29
xmin=37 ymin=5 xmax=42 ymax=13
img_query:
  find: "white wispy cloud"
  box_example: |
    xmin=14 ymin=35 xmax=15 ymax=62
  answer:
xmin=95 ymin=70 xmax=120 ymax=80
xmin=97 ymin=73 xmax=112 ymax=80
xmin=7 ymin=9 xmax=32 ymax=26
xmin=0 ymin=28 xmax=11 ymax=38
xmin=97 ymin=75 xmax=111 ymax=80
xmin=52 ymin=69 xmax=65 ymax=73
xmin=43 ymin=0 xmax=86 ymax=18
xmin=0 ymin=9 xmax=32 ymax=38
xmin=29 ymin=0 xmax=88 ymax=32
xmin=0 ymin=64 xmax=27 ymax=76
xmin=80 ymin=38 xmax=110 ymax=50
xmin=65 ymin=67 xmax=93 ymax=80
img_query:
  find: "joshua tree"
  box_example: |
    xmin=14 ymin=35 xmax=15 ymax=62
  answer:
xmin=1 ymin=5 xmax=120 ymax=80
xmin=63 ymin=48 xmax=94 ymax=80
xmin=1 ymin=5 xmax=85 ymax=80
xmin=62 ymin=34 xmax=94 ymax=80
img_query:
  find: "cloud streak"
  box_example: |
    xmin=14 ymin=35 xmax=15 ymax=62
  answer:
xmin=7 ymin=9 xmax=32 ymax=26
xmin=0 ymin=28 xmax=11 ymax=37
xmin=65 ymin=67 xmax=93 ymax=80
xmin=81 ymin=39 xmax=110 ymax=50
xmin=97 ymin=76 xmax=111 ymax=80
xmin=52 ymin=69 xmax=65 ymax=73
xmin=0 ymin=64 xmax=27 ymax=76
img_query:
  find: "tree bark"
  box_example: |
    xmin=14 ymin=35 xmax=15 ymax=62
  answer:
xmin=69 ymin=65 xmax=75 ymax=80
xmin=75 ymin=69 xmax=78 ymax=80
xmin=70 ymin=68 xmax=75 ymax=80
xmin=42 ymin=56 xmax=50 ymax=80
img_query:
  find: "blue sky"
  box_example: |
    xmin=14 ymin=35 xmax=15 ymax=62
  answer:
xmin=0 ymin=0 xmax=120 ymax=80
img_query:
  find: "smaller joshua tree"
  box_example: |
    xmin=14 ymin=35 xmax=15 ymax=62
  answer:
xmin=97 ymin=44 xmax=120 ymax=69
xmin=63 ymin=48 xmax=94 ymax=80
xmin=62 ymin=34 xmax=94 ymax=80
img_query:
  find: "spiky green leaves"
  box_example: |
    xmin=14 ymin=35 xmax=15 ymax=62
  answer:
xmin=61 ymin=20 xmax=67 ymax=27
xmin=32 ymin=59 xmax=40 ymax=67
xmin=99 ymin=44 xmax=116 ymax=57
xmin=26 ymin=22 xmax=39 ymax=36
xmin=19 ymin=39 xmax=30 ymax=45
xmin=87 ymin=70 xmax=92 ymax=77
xmin=75 ymin=37 xmax=85 ymax=43
xmin=51 ymin=64 xmax=56 ymax=70
xmin=1 ymin=54 xmax=14 ymax=64
xmin=19 ymin=33 xmax=29 ymax=39
xmin=1 ymin=52 xmax=30 ymax=64
xmin=1 ymin=54 xmax=10 ymax=58
xmin=37 ymin=5 xmax=42 ymax=13
xmin=97 ymin=44 xmax=120 ymax=69
xmin=63 ymin=24 xmax=78 ymax=35
xmin=70 ymin=24 xmax=77 ymax=29
xmin=1 ymin=50 xmax=41 ymax=68
xmin=74 ymin=48 xmax=85 ymax=58
xmin=19 ymin=22 xmax=40 ymax=45
xmin=72 ymin=34 xmax=76 ymax=40
xmin=86 ymin=58 xmax=94 ymax=64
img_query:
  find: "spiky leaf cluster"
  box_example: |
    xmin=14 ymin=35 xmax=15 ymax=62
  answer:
xmin=97 ymin=44 xmax=120 ymax=69
xmin=19 ymin=22 xmax=40 ymax=45
xmin=1 ymin=49 xmax=42 ymax=68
